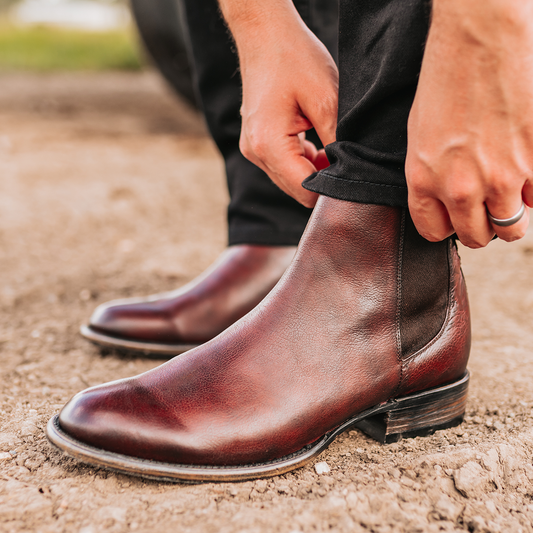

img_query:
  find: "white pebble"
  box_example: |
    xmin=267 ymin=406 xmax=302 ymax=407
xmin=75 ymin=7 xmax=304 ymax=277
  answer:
xmin=314 ymin=461 xmax=331 ymax=474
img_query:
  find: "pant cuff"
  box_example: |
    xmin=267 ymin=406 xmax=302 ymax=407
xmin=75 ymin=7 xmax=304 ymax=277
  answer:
xmin=303 ymin=170 xmax=408 ymax=207
xmin=228 ymin=228 xmax=304 ymax=247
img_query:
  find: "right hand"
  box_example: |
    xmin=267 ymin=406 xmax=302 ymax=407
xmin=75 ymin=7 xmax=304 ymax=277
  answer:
xmin=233 ymin=9 xmax=339 ymax=207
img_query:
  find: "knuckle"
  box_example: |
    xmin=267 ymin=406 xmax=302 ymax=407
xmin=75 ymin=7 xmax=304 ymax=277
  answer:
xmin=405 ymin=164 xmax=430 ymax=195
xmin=486 ymin=183 xmax=506 ymax=199
xmin=239 ymin=138 xmax=253 ymax=160
xmin=445 ymin=184 xmax=475 ymax=208
xmin=442 ymin=175 xmax=481 ymax=206
xmin=418 ymin=229 xmax=447 ymax=242
xmin=461 ymin=236 xmax=491 ymax=249
xmin=485 ymin=175 xmax=514 ymax=198
xmin=499 ymin=227 xmax=527 ymax=242
xmin=246 ymin=133 xmax=268 ymax=160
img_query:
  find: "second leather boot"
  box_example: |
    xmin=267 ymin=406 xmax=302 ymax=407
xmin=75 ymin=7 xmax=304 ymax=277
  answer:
xmin=49 ymin=196 xmax=471 ymax=481
xmin=81 ymin=245 xmax=296 ymax=357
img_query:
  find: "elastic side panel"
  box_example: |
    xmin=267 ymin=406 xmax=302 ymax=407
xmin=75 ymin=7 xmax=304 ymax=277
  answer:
xmin=400 ymin=213 xmax=449 ymax=358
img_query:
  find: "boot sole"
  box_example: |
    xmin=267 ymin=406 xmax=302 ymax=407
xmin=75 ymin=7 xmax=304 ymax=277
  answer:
xmin=80 ymin=325 xmax=198 ymax=358
xmin=46 ymin=372 xmax=469 ymax=482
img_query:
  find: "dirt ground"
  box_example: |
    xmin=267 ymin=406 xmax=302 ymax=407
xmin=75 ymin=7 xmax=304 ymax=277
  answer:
xmin=0 ymin=71 xmax=533 ymax=533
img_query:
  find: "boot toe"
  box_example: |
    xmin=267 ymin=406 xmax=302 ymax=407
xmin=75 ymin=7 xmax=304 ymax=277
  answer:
xmin=58 ymin=383 xmax=131 ymax=453
xmin=88 ymin=300 xmax=178 ymax=343
xmin=58 ymin=380 xmax=174 ymax=461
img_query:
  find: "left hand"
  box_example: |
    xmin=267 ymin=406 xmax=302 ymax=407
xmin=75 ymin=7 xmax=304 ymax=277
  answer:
xmin=406 ymin=0 xmax=533 ymax=248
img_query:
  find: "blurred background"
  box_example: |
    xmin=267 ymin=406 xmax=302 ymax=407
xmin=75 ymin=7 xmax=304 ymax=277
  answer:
xmin=0 ymin=0 xmax=197 ymax=105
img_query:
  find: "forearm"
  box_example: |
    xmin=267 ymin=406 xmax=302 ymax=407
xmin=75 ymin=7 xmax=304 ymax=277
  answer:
xmin=429 ymin=0 xmax=533 ymax=62
xmin=431 ymin=0 xmax=533 ymax=32
xmin=216 ymin=0 xmax=338 ymax=207
xmin=217 ymin=0 xmax=312 ymax=69
xmin=218 ymin=0 xmax=302 ymax=40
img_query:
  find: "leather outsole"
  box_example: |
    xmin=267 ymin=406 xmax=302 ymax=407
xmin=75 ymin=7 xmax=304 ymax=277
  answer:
xmin=79 ymin=325 xmax=198 ymax=358
xmin=46 ymin=372 xmax=469 ymax=483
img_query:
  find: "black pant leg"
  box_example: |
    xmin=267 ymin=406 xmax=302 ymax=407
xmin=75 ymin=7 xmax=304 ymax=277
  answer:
xmin=304 ymin=0 xmax=430 ymax=208
xmin=180 ymin=0 xmax=338 ymax=246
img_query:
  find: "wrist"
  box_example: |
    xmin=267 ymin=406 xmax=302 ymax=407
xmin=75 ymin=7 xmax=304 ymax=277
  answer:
xmin=218 ymin=0 xmax=307 ymax=57
xmin=431 ymin=0 xmax=533 ymax=36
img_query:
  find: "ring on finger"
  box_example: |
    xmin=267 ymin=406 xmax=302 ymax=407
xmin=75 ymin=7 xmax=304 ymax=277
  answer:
xmin=487 ymin=202 xmax=526 ymax=227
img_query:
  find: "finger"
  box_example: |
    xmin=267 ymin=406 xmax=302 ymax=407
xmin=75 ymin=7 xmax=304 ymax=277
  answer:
xmin=486 ymin=197 xmax=529 ymax=242
xmin=301 ymin=140 xmax=330 ymax=170
xmin=314 ymin=149 xmax=330 ymax=171
xmin=408 ymin=194 xmax=455 ymax=242
xmin=446 ymin=201 xmax=494 ymax=249
xmin=239 ymin=112 xmax=324 ymax=208
xmin=301 ymin=139 xmax=330 ymax=171
xmin=246 ymin=131 xmax=320 ymax=207
xmin=522 ymin=179 xmax=533 ymax=208
xmin=301 ymin=139 xmax=319 ymax=162
xmin=269 ymin=140 xmax=320 ymax=207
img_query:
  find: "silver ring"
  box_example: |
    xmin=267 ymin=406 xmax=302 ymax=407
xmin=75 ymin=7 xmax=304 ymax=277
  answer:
xmin=487 ymin=202 xmax=526 ymax=227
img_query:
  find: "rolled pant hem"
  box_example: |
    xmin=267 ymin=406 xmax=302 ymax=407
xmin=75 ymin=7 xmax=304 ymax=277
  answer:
xmin=303 ymin=171 xmax=408 ymax=208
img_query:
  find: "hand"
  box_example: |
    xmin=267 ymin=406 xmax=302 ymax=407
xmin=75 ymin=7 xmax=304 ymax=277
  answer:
xmin=406 ymin=0 xmax=533 ymax=248
xmin=225 ymin=3 xmax=338 ymax=207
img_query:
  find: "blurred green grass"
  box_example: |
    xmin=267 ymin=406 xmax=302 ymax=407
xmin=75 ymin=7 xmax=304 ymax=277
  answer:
xmin=0 ymin=22 xmax=143 ymax=70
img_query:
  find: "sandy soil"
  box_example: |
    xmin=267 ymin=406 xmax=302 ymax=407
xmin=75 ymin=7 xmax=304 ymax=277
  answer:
xmin=0 ymin=71 xmax=533 ymax=533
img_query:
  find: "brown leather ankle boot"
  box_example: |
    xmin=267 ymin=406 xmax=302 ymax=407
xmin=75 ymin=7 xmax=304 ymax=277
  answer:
xmin=80 ymin=245 xmax=296 ymax=357
xmin=48 ymin=196 xmax=471 ymax=482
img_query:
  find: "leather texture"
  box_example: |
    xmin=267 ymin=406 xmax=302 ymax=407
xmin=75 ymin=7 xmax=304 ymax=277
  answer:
xmin=60 ymin=196 xmax=471 ymax=466
xmin=87 ymin=245 xmax=296 ymax=345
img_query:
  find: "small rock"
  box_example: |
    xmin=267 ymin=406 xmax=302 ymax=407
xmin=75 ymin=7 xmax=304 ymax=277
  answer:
xmin=484 ymin=499 xmax=498 ymax=515
xmin=433 ymin=495 xmax=463 ymax=521
xmin=467 ymin=515 xmax=489 ymax=533
xmin=254 ymin=479 xmax=268 ymax=493
xmin=0 ymin=452 xmax=12 ymax=462
xmin=401 ymin=476 xmax=414 ymax=487
xmin=20 ymin=422 xmax=39 ymax=437
xmin=388 ymin=468 xmax=401 ymax=479
xmin=25 ymin=454 xmax=45 ymax=471
xmin=79 ymin=289 xmax=92 ymax=301
xmin=315 ymin=461 xmax=331 ymax=475
xmin=403 ymin=469 xmax=416 ymax=480
xmin=453 ymin=461 xmax=492 ymax=498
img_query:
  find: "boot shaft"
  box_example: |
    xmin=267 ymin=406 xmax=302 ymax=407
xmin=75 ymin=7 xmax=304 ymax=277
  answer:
xmin=302 ymin=197 xmax=471 ymax=395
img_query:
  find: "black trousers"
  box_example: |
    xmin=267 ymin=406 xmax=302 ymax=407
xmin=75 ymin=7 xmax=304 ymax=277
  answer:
xmin=304 ymin=0 xmax=430 ymax=207
xmin=180 ymin=0 xmax=338 ymax=246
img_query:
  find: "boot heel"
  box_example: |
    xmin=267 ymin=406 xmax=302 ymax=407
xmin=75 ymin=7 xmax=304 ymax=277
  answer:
xmin=355 ymin=372 xmax=469 ymax=444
